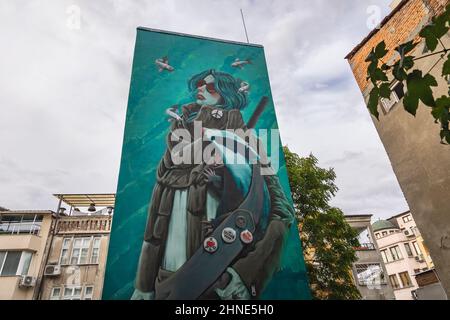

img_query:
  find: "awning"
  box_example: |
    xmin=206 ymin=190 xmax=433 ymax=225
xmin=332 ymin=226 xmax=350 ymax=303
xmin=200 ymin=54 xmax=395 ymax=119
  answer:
xmin=53 ymin=193 xmax=116 ymax=208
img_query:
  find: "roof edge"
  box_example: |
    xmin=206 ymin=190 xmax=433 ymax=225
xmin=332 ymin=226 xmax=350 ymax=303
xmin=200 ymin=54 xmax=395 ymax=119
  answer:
xmin=345 ymin=0 xmax=409 ymax=60
xmin=137 ymin=27 xmax=264 ymax=48
xmin=386 ymin=210 xmax=411 ymax=220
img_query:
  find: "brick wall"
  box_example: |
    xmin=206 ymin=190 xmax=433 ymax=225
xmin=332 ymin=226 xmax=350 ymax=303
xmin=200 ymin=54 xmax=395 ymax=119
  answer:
xmin=347 ymin=0 xmax=449 ymax=93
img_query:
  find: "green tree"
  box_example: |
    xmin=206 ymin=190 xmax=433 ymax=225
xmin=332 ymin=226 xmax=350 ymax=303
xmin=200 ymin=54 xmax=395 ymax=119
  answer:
xmin=365 ymin=4 xmax=450 ymax=144
xmin=284 ymin=146 xmax=361 ymax=300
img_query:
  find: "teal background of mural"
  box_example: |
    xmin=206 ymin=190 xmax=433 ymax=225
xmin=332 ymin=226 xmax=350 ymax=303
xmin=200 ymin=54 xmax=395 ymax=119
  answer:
xmin=103 ymin=28 xmax=310 ymax=300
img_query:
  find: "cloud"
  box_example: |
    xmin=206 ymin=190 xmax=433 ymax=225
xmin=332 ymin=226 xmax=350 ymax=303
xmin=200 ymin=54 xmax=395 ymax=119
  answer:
xmin=0 ymin=0 xmax=408 ymax=220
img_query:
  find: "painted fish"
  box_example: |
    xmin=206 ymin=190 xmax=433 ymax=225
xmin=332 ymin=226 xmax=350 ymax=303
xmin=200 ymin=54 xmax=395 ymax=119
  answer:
xmin=238 ymin=81 xmax=250 ymax=93
xmin=155 ymin=56 xmax=174 ymax=72
xmin=231 ymin=58 xmax=252 ymax=69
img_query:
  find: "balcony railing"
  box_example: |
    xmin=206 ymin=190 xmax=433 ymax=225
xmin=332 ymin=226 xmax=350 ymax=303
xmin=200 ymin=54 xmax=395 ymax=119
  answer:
xmin=56 ymin=216 xmax=112 ymax=233
xmin=354 ymin=243 xmax=376 ymax=251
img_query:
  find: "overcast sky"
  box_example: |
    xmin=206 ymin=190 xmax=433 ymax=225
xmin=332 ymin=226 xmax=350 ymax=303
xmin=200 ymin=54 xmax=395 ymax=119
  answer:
xmin=0 ymin=0 xmax=409 ymax=220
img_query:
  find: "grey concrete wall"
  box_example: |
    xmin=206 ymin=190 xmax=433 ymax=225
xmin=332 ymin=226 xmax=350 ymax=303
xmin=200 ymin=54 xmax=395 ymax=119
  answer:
xmin=414 ymin=283 xmax=448 ymax=300
xmin=363 ymin=34 xmax=450 ymax=297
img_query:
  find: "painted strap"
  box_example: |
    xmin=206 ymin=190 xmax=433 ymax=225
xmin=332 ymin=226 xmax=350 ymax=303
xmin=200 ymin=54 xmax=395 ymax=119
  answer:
xmin=154 ymin=164 xmax=264 ymax=300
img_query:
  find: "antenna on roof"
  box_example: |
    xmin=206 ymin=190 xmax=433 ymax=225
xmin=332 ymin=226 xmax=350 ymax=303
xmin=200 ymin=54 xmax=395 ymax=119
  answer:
xmin=240 ymin=9 xmax=250 ymax=44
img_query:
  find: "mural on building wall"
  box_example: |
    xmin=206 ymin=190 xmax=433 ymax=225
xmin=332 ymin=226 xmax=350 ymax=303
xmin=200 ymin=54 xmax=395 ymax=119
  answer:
xmin=103 ymin=28 xmax=310 ymax=300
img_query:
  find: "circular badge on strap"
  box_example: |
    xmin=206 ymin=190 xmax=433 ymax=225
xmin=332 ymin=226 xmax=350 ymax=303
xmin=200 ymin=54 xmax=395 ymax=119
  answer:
xmin=203 ymin=237 xmax=218 ymax=253
xmin=235 ymin=215 xmax=247 ymax=229
xmin=222 ymin=227 xmax=237 ymax=243
xmin=240 ymin=229 xmax=253 ymax=244
xmin=211 ymin=109 xmax=223 ymax=119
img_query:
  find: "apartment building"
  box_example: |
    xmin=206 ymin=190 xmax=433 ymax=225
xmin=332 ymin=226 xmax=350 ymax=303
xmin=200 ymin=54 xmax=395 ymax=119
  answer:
xmin=37 ymin=194 xmax=114 ymax=300
xmin=371 ymin=211 xmax=443 ymax=299
xmin=345 ymin=214 xmax=395 ymax=300
xmin=0 ymin=210 xmax=54 ymax=300
xmin=0 ymin=193 xmax=114 ymax=300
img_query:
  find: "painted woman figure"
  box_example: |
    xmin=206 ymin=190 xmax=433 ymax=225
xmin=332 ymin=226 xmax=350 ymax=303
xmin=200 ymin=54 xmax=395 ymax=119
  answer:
xmin=131 ymin=69 xmax=295 ymax=300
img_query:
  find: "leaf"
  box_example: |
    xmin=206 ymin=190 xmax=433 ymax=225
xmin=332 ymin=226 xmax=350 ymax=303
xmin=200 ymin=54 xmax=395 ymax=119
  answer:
xmin=403 ymin=92 xmax=419 ymax=116
xmin=433 ymin=14 xmax=449 ymax=38
xmin=374 ymin=41 xmax=388 ymax=59
xmin=421 ymin=74 xmax=438 ymax=107
xmin=420 ymin=26 xmax=439 ymax=51
xmin=419 ymin=16 xmax=449 ymax=52
xmin=440 ymin=129 xmax=450 ymax=144
xmin=379 ymin=82 xmax=391 ymax=99
xmin=367 ymin=60 xmax=378 ymax=75
xmin=404 ymin=70 xmax=437 ymax=115
xmin=368 ymin=87 xmax=380 ymax=119
xmin=365 ymin=48 xmax=376 ymax=63
xmin=442 ymin=54 xmax=450 ymax=76
xmin=373 ymin=69 xmax=388 ymax=82
xmin=395 ymin=40 xmax=418 ymax=58
xmin=381 ymin=63 xmax=390 ymax=71
xmin=433 ymin=96 xmax=450 ymax=120
xmin=393 ymin=62 xmax=408 ymax=81
xmin=392 ymin=55 xmax=414 ymax=82
xmin=402 ymin=56 xmax=414 ymax=70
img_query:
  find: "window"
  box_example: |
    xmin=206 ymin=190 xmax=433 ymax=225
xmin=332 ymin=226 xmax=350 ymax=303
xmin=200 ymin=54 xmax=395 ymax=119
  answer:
xmin=389 ymin=245 xmax=402 ymax=261
xmin=84 ymin=286 xmax=94 ymax=300
xmin=389 ymin=230 xmax=395 ymax=234
xmin=63 ymin=236 xmax=102 ymax=265
xmin=50 ymin=288 xmax=61 ymax=300
xmin=380 ymin=81 xmax=405 ymax=112
xmin=404 ymin=243 xmax=413 ymax=257
xmin=412 ymin=241 xmax=422 ymax=256
xmin=70 ymin=239 xmax=81 ymax=265
xmin=393 ymin=82 xmax=405 ymax=100
xmin=375 ymin=233 xmax=380 ymax=239
xmin=79 ymin=238 xmax=90 ymax=264
xmin=389 ymin=274 xmax=400 ymax=289
xmin=380 ymin=249 xmax=390 ymax=263
xmin=382 ymin=231 xmax=388 ymax=236
xmin=0 ymin=214 xmax=43 ymax=235
xmin=355 ymin=263 xmax=385 ymax=286
xmin=70 ymin=237 xmax=91 ymax=265
xmin=402 ymin=215 xmax=412 ymax=223
xmin=63 ymin=286 xmax=82 ymax=300
xmin=17 ymin=251 xmax=32 ymax=275
xmin=59 ymin=238 xmax=71 ymax=265
xmin=0 ymin=251 xmax=32 ymax=276
xmin=0 ymin=252 xmax=5 ymax=271
xmin=399 ymin=271 xmax=412 ymax=287
xmin=90 ymin=237 xmax=101 ymax=264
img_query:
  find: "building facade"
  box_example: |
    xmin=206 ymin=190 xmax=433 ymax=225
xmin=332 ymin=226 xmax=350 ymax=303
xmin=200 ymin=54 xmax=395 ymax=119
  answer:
xmin=345 ymin=214 xmax=395 ymax=300
xmin=0 ymin=210 xmax=54 ymax=300
xmin=38 ymin=213 xmax=112 ymax=300
xmin=371 ymin=211 xmax=435 ymax=299
xmin=345 ymin=0 xmax=450 ymax=296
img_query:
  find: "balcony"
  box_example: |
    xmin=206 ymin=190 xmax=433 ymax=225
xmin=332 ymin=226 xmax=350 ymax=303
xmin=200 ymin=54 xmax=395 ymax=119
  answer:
xmin=56 ymin=216 xmax=112 ymax=234
xmin=354 ymin=243 xmax=376 ymax=251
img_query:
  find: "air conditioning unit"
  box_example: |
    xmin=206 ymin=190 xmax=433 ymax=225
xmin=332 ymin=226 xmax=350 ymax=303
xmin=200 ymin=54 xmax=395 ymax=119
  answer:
xmin=44 ymin=265 xmax=61 ymax=276
xmin=19 ymin=276 xmax=36 ymax=288
xmin=404 ymin=230 xmax=412 ymax=236
xmin=415 ymin=255 xmax=424 ymax=262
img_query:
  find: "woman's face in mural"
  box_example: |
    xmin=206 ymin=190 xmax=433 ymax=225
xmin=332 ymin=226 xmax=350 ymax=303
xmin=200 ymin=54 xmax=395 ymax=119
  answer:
xmin=196 ymin=74 xmax=222 ymax=106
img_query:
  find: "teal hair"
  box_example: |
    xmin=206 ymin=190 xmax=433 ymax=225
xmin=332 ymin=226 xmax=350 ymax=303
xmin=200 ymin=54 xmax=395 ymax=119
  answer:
xmin=188 ymin=69 xmax=248 ymax=110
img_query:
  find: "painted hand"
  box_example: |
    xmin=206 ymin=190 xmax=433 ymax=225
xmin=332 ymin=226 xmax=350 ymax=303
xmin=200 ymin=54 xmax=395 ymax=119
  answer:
xmin=165 ymin=105 xmax=181 ymax=122
xmin=201 ymin=164 xmax=223 ymax=183
xmin=214 ymin=267 xmax=251 ymax=300
xmin=130 ymin=289 xmax=155 ymax=300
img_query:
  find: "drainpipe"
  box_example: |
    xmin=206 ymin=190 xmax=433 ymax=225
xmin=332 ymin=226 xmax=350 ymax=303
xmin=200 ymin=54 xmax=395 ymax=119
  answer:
xmin=34 ymin=197 xmax=62 ymax=300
